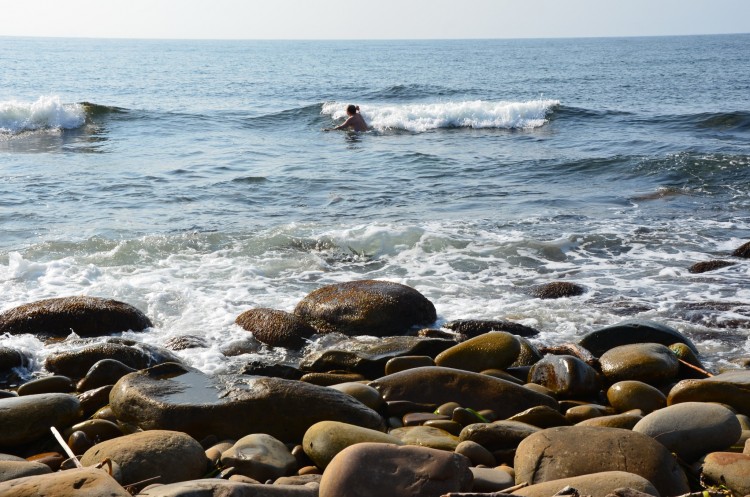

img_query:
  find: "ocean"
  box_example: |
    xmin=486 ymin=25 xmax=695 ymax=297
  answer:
xmin=1 ymin=35 xmax=749 ymax=377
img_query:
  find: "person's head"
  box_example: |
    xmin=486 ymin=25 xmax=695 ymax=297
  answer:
xmin=346 ymin=104 xmax=358 ymax=116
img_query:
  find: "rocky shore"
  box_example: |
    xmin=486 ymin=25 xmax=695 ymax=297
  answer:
xmin=1 ymin=278 xmax=750 ymax=497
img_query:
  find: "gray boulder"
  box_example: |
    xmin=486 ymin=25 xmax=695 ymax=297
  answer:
xmin=0 ymin=393 xmax=81 ymax=447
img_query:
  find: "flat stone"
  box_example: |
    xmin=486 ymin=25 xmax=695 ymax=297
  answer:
xmin=109 ymin=364 xmax=385 ymax=443
xmin=370 ymin=366 xmax=558 ymax=419
xmin=514 ymin=426 xmax=688 ymax=497
xmin=508 ymin=405 xmax=571 ymax=428
xmin=434 ymin=331 xmax=520 ymax=372
xmin=667 ymin=370 xmax=750 ymax=416
xmin=512 ymin=471 xmax=660 ymax=497
xmin=0 ymin=393 xmax=82 ymax=447
xmin=302 ymin=420 xmax=402 ymax=469
xmin=599 ymin=343 xmax=679 ymax=384
xmin=319 ymin=442 xmax=473 ymax=497
xmin=221 ymin=433 xmax=297 ymax=482
xmin=702 ymin=452 xmax=750 ymax=497
xmin=578 ymin=320 xmax=698 ymax=357
xmin=138 ymin=479 xmax=319 ymax=496
xmin=0 ymin=460 xmax=52 ymax=483
xmin=0 ymin=467 xmax=130 ymax=497
xmin=633 ymin=402 xmax=742 ymax=462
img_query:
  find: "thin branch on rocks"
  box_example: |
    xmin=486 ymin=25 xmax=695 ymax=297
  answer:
xmin=678 ymin=358 xmax=713 ymax=377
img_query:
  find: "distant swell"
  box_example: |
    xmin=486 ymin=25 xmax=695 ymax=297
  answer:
xmin=321 ymin=99 xmax=560 ymax=132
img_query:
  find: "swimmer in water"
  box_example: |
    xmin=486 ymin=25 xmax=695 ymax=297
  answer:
xmin=327 ymin=104 xmax=368 ymax=132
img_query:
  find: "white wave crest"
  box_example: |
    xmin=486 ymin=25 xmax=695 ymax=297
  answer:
xmin=0 ymin=95 xmax=86 ymax=134
xmin=322 ymin=99 xmax=559 ymax=132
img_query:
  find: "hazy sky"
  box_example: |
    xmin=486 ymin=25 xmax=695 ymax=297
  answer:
xmin=2 ymin=0 xmax=749 ymax=40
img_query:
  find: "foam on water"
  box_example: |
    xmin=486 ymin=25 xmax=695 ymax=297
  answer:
xmin=0 ymin=96 xmax=86 ymax=135
xmin=321 ymin=99 xmax=559 ymax=132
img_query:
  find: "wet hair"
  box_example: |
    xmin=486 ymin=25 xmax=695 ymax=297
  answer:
xmin=347 ymin=104 xmax=359 ymax=114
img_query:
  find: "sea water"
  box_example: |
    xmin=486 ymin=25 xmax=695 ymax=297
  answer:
xmin=1 ymin=35 xmax=749 ymax=377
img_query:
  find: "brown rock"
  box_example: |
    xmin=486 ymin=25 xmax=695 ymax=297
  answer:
xmin=0 ymin=467 xmax=130 ymax=497
xmin=599 ymin=343 xmax=679 ymax=384
xmin=702 ymin=452 xmax=750 ymax=497
xmin=688 ymin=260 xmax=737 ymax=273
xmin=607 ymin=380 xmax=667 ymax=413
xmin=221 ymin=433 xmax=297 ymax=482
xmin=443 ymin=319 xmax=540 ymax=338
xmin=732 ymin=241 xmax=750 ymax=258
xmin=434 ymin=332 xmax=520 ymax=373
xmin=236 ymin=308 xmax=317 ymax=348
xmin=302 ymin=420 xmax=402 ymax=469
xmin=512 ymin=471 xmax=659 ymax=497
xmin=667 ymin=370 xmax=750 ymax=416
xmin=529 ymin=355 xmax=600 ymax=398
xmin=530 ymin=281 xmax=585 ymax=299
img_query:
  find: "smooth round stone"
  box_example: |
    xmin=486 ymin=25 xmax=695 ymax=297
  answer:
xmin=63 ymin=419 xmax=123 ymax=445
xmin=17 ymin=375 xmax=75 ymax=396
xmin=529 ymin=355 xmax=600 ymax=398
xmin=370 ymin=366 xmax=558 ymax=420
xmin=599 ymin=343 xmax=680 ymax=384
xmin=0 ymin=393 xmax=81 ymax=447
xmin=68 ymin=431 xmax=94 ymax=455
xmin=459 ymin=421 xmax=540 ymax=453
xmin=633 ymin=401 xmax=742 ymax=462
xmin=607 ymin=380 xmax=667 ymax=413
xmin=403 ymin=412 xmax=449 ymax=426
xmin=389 ymin=425 xmax=460 ymax=451
xmin=303 ymin=420 xmax=403 ymax=470
xmin=0 ymin=467 xmax=130 ymax=497
xmin=76 ymin=359 xmax=136 ymax=392
xmin=565 ymin=405 xmax=609 ymax=424
xmin=384 ymin=356 xmax=435 ymax=376
xmin=319 ymin=443 xmax=473 ymax=497
xmin=523 ymin=383 xmax=557 ymax=398
xmin=471 ymin=466 xmax=515 ymax=492
xmin=434 ymin=331 xmax=520 ymax=372
xmin=205 ymin=441 xmax=234 ymax=466
xmin=436 ymin=401 xmax=462 ymax=417
xmin=327 ymin=382 xmax=385 ymax=412
xmin=508 ymin=405 xmax=571 ymax=428
xmin=0 ymin=460 xmax=52 ymax=483
xmin=668 ymin=370 xmax=750 ymax=416
xmin=138 ymin=479 xmax=318 ymax=496
xmin=577 ymin=413 xmax=642 ymax=430
xmin=514 ymin=426 xmax=689 ymax=497
xmin=80 ymin=430 xmax=208 ymax=486
xmin=452 ymin=407 xmax=485 ymax=426
xmin=455 ymin=440 xmax=496 ymax=467
xmin=423 ymin=420 xmax=462 ymax=436
xmin=235 ymin=308 xmax=317 ymax=349
xmin=702 ymin=452 xmax=750 ymax=497
xmin=512 ymin=471 xmax=659 ymax=497
xmin=578 ymin=320 xmax=698 ymax=357
xmin=221 ymin=433 xmax=297 ymax=482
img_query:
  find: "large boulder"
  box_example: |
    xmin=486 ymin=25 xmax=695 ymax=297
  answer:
xmin=80 ymin=430 xmax=208 ymax=487
xmin=599 ymin=343 xmax=679 ymax=384
xmin=109 ymin=363 xmax=384 ymax=443
xmin=293 ymin=280 xmax=437 ymax=336
xmin=578 ymin=320 xmax=698 ymax=357
xmin=369 ymin=366 xmax=557 ymax=418
xmin=319 ymin=443 xmax=473 ymax=497
xmin=235 ymin=308 xmax=317 ymax=349
xmin=0 ymin=393 xmax=81 ymax=448
xmin=668 ymin=370 xmax=750 ymax=416
xmin=633 ymin=402 xmax=741 ymax=462
xmin=512 ymin=471 xmax=659 ymax=497
xmin=45 ymin=338 xmax=181 ymax=379
xmin=434 ymin=331 xmax=520 ymax=372
xmin=514 ymin=426 xmax=689 ymax=497
xmin=0 ymin=467 xmax=130 ymax=497
xmin=0 ymin=296 xmax=152 ymax=338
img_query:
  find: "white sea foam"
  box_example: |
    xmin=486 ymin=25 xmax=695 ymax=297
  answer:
xmin=0 ymin=96 xmax=86 ymax=134
xmin=321 ymin=99 xmax=559 ymax=132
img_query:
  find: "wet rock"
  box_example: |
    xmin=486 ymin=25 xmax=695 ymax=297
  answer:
xmin=530 ymin=281 xmax=586 ymax=299
xmin=220 ymin=337 xmax=262 ymax=357
xmin=688 ymin=260 xmax=737 ymax=273
xmin=370 ymin=366 xmax=558 ymax=419
xmin=702 ymin=452 xmax=750 ymax=497
xmin=578 ymin=319 xmax=698 ymax=357
xmin=384 ymin=355 xmax=435 ymax=375
xmin=514 ymin=426 xmax=689 ymax=497
xmin=443 ymin=319 xmax=540 ymax=338
xmin=512 ymin=336 xmax=545 ymax=367
xmin=599 ymin=343 xmax=679 ymax=384
xmin=0 ymin=347 xmax=29 ymax=372
xmin=241 ymin=361 xmax=303 ymax=380
xmin=459 ymin=421 xmax=540 ymax=453
xmin=163 ymin=334 xmax=209 ymax=350
xmin=577 ymin=413 xmax=642 ymax=430
xmin=389 ymin=425 xmax=460 ymax=451
xmin=0 ymin=296 xmax=152 ymax=338
xmin=303 ymin=420 xmax=402 ymax=470
xmin=109 ymin=364 xmax=385 ymax=443
xmin=319 ymin=442 xmax=473 ymax=497
xmin=0 ymin=393 xmax=81 ymax=447
xmin=668 ymin=370 xmax=750 ymax=416
xmin=0 ymin=460 xmax=52 ymax=482
xmin=435 ymin=331 xmax=520 ymax=373
xmin=607 ymin=380 xmax=667 ymax=413
xmin=0 ymin=467 xmax=130 ymax=497
xmin=327 ymin=382 xmax=385 ymax=412
xmin=512 ymin=471 xmax=659 ymax=497
xmin=26 ymin=452 xmax=66 ymax=472
xmin=529 ymin=355 xmax=600 ymax=398
xmin=62 ymin=419 xmax=123 ymax=445
xmin=508 ymin=405 xmax=571 ymax=428
xmin=77 ymin=384 xmax=113 ymax=418
xmin=17 ymin=375 xmax=75 ymax=396
xmin=633 ymin=401 xmax=741 ymax=462
xmin=300 ymin=336 xmax=454 ymax=379
xmin=221 ymin=433 xmax=297 ymax=482
xmin=76 ymin=359 xmax=137 ymax=392
xmin=80 ymin=429 xmax=208 ymax=487
xmin=293 ymin=279 xmax=437 ymax=337
xmin=45 ymin=338 xmax=181 ymax=379
xmin=471 ymin=466 xmax=515 ymax=492
xmin=732 ymin=240 xmax=750 ymax=258
xmin=236 ymin=308 xmax=317 ymax=349
xmin=300 ymin=372 xmax=365 ymax=386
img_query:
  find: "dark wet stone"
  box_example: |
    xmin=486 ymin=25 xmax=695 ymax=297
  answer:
xmin=76 ymin=359 xmax=137 ymax=392
xmin=163 ymin=334 xmax=209 ymax=351
xmin=370 ymin=366 xmax=558 ymax=419
xmin=732 ymin=241 xmax=750 ymax=258
xmin=0 ymin=347 xmax=29 ymax=372
xmin=109 ymin=363 xmax=385 ymax=443
xmin=45 ymin=338 xmax=181 ymax=379
xmin=17 ymin=375 xmax=75 ymax=396
xmin=530 ymin=282 xmax=585 ymax=299
xmin=607 ymin=380 xmax=667 ymax=413
xmin=443 ymin=319 xmax=540 ymax=338
xmin=417 ymin=328 xmax=461 ymax=340
xmin=236 ymin=308 xmax=317 ymax=349
xmin=0 ymin=296 xmax=152 ymax=338
xmin=578 ymin=319 xmax=698 ymax=357
xmin=384 ymin=355 xmax=435 ymax=375
xmin=512 ymin=336 xmax=545 ymax=367
xmin=78 ymin=384 xmax=113 ymax=418
xmin=0 ymin=393 xmax=82 ymax=447
xmin=459 ymin=421 xmax=540 ymax=452
xmin=300 ymin=336 xmax=454 ymax=379
xmin=668 ymin=369 xmax=750 ymax=416
xmin=294 ymin=279 xmax=437 ymax=336
xmin=529 ymin=355 xmax=600 ymax=399
xmin=688 ymin=260 xmax=737 ymax=273
xmin=435 ymin=332 xmax=520 ymax=373
xmin=599 ymin=343 xmax=680 ymax=384
xmin=241 ymin=361 xmax=304 ymax=380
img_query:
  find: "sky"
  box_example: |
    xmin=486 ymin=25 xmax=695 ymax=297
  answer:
xmin=2 ymin=0 xmax=749 ymax=40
